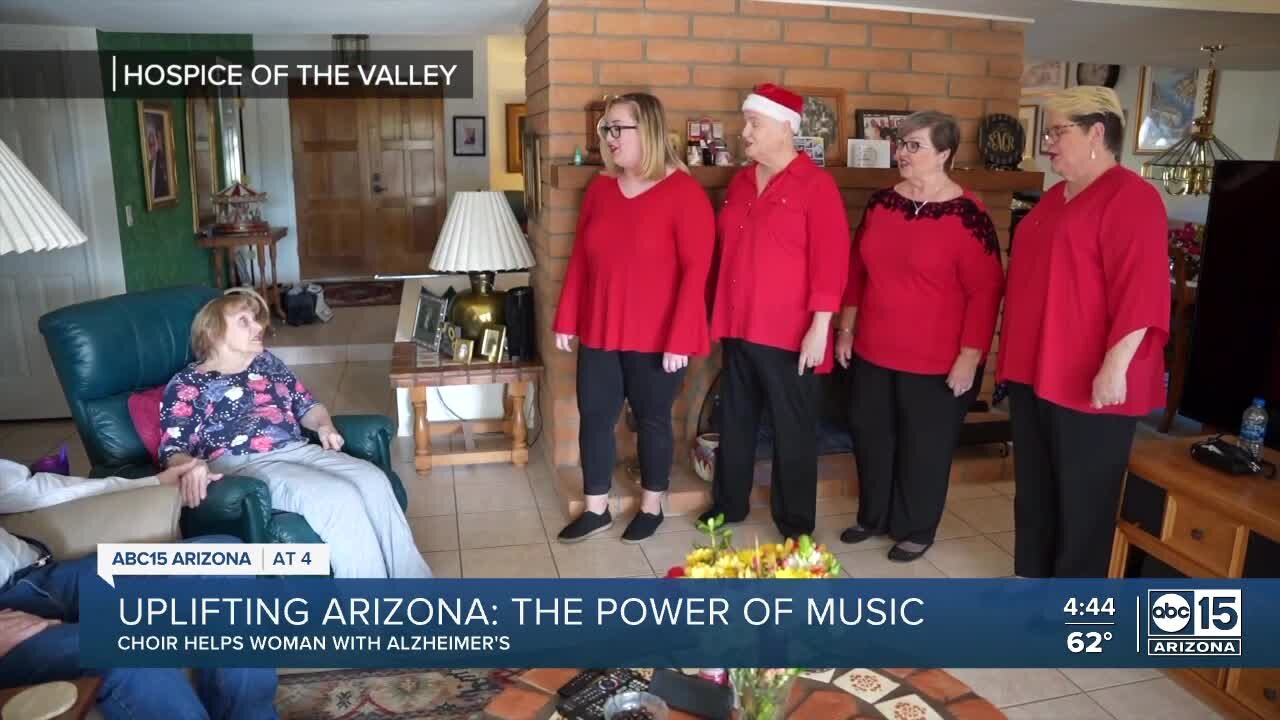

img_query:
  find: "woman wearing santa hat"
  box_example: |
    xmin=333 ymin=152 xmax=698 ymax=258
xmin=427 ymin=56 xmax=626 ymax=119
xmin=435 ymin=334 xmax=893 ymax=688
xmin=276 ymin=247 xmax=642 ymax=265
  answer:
xmin=553 ymin=92 xmax=715 ymax=544
xmin=702 ymin=83 xmax=850 ymax=540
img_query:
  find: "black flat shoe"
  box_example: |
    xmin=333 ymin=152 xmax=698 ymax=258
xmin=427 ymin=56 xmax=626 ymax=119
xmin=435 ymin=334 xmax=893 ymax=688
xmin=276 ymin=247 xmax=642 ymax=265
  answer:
xmin=621 ymin=510 xmax=664 ymax=543
xmin=557 ymin=509 xmax=613 ymax=543
xmin=697 ymin=507 xmax=745 ymax=525
xmin=887 ymin=542 xmax=932 ymax=563
xmin=840 ymin=525 xmax=878 ymax=544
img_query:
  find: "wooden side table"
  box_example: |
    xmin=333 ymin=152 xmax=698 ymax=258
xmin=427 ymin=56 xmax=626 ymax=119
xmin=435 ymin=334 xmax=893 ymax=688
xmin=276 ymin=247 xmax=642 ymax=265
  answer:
xmin=197 ymin=226 xmax=288 ymax=318
xmin=0 ymin=677 xmax=102 ymax=720
xmin=389 ymin=342 xmax=543 ymax=472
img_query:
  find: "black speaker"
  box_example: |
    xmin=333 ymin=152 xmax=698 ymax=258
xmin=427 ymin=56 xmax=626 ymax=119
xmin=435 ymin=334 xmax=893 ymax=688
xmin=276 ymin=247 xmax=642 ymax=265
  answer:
xmin=503 ymin=286 xmax=536 ymax=361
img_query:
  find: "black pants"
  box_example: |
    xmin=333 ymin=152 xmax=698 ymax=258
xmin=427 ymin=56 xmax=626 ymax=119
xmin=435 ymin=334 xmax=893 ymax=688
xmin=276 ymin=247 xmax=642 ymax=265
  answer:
xmin=849 ymin=355 xmax=979 ymax=545
xmin=578 ymin=346 xmax=686 ymax=495
xmin=1007 ymin=381 xmax=1139 ymax=578
xmin=713 ymin=339 xmax=820 ymax=537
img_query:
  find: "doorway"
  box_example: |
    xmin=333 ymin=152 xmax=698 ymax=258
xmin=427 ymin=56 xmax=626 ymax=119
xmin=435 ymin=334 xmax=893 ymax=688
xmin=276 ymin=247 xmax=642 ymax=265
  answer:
xmin=288 ymin=87 xmax=447 ymax=279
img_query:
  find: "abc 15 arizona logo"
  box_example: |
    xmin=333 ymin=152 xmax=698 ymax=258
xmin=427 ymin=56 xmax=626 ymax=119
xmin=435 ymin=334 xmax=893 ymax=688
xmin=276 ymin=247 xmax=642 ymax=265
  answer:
xmin=1146 ymin=590 xmax=1242 ymax=656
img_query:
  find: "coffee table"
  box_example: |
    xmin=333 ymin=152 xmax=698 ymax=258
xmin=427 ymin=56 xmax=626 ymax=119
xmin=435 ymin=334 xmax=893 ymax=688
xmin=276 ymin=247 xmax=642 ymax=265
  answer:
xmin=389 ymin=342 xmax=543 ymax=471
xmin=0 ymin=677 xmax=101 ymax=720
xmin=483 ymin=668 xmax=1006 ymax=719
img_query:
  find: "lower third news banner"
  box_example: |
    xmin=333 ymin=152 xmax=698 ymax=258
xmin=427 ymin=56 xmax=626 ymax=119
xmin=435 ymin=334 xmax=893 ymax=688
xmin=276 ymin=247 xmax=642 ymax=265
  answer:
xmin=80 ymin=576 xmax=1280 ymax=669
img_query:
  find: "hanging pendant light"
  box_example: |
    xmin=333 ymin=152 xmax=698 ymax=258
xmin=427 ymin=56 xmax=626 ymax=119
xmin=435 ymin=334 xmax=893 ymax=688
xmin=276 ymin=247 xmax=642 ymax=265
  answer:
xmin=1141 ymin=44 xmax=1242 ymax=196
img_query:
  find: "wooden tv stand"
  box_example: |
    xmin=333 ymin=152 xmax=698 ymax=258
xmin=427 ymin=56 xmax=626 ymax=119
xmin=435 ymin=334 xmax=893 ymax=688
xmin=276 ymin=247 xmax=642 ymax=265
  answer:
xmin=1109 ymin=435 xmax=1280 ymax=720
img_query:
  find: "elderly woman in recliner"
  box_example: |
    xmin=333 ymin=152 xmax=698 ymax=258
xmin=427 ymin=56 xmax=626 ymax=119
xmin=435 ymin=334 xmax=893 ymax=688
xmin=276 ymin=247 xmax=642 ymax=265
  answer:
xmin=158 ymin=290 xmax=432 ymax=579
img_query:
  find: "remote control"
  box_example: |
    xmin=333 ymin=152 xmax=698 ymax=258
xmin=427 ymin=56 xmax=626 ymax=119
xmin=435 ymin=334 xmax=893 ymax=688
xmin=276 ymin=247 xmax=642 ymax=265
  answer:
xmin=555 ymin=669 xmax=649 ymax=720
xmin=557 ymin=670 xmax=604 ymax=698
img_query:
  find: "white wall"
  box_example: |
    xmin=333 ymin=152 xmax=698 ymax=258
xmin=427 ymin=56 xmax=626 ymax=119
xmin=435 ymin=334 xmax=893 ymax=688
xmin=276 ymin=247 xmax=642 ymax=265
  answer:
xmin=247 ymin=33 xmax=492 ymax=283
xmin=487 ymin=34 xmax=525 ymax=192
xmin=1023 ymin=68 xmax=1280 ymax=222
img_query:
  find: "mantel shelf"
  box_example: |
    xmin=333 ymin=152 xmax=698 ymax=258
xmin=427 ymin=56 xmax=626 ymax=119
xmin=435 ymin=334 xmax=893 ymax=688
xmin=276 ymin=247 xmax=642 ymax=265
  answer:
xmin=550 ymin=163 xmax=1045 ymax=192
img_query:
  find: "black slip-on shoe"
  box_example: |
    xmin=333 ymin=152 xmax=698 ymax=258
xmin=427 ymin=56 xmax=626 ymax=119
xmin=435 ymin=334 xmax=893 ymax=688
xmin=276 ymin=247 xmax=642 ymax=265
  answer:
xmin=887 ymin=542 xmax=932 ymax=563
xmin=697 ymin=507 xmax=746 ymax=526
xmin=621 ymin=510 xmax=664 ymax=543
xmin=557 ymin=510 xmax=613 ymax=544
xmin=839 ymin=525 xmax=879 ymax=544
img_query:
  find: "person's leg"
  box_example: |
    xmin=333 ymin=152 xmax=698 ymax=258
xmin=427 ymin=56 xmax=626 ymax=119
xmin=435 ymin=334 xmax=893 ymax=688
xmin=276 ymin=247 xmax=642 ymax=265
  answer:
xmin=576 ymin=345 xmax=626 ymax=508
xmin=1050 ymin=406 xmax=1139 ymax=577
xmin=210 ymin=447 xmax=393 ymax=578
xmin=0 ymin=555 xmax=92 ymax=622
xmin=194 ymin=667 xmax=280 ymax=720
xmin=706 ymin=340 xmax=763 ymax=524
xmin=1008 ymin=382 xmax=1059 ymax=578
xmin=888 ymin=368 xmax=978 ymax=558
xmin=844 ymin=355 xmax=896 ymax=542
xmin=618 ymin=351 xmax=686 ymax=540
xmin=271 ymin=444 xmax=432 ymax=578
xmin=753 ymin=342 xmax=820 ymax=539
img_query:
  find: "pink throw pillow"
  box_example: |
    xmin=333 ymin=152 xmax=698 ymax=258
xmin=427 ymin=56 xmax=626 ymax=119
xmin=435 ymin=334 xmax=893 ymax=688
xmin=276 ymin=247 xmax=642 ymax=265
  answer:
xmin=128 ymin=385 xmax=166 ymax=465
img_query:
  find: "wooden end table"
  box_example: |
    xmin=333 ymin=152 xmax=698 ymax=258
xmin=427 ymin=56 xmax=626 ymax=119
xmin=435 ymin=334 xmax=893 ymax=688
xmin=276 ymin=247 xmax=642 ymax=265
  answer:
xmin=389 ymin=342 xmax=543 ymax=471
xmin=0 ymin=677 xmax=102 ymax=720
xmin=197 ymin=226 xmax=288 ymax=318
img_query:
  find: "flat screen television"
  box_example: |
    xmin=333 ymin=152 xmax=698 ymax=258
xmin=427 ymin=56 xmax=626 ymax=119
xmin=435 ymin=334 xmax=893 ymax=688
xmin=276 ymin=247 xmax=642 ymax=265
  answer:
xmin=1180 ymin=161 xmax=1280 ymax=450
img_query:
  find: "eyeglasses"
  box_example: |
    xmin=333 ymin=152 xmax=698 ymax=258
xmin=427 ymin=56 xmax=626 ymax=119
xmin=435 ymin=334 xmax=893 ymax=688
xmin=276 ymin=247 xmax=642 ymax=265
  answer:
xmin=598 ymin=123 xmax=638 ymax=140
xmin=1042 ymin=123 xmax=1080 ymax=143
xmin=898 ymin=140 xmax=935 ymax=154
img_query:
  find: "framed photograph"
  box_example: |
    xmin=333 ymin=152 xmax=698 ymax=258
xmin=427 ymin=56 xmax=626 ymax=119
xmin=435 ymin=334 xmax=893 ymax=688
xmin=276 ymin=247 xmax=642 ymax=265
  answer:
xmin=505 ymin=103 xmax=527 ymax=174
xmin=1021 ymin=60 xmax=1068 ymax=95
xmin=1018 ymin=105 xmax=1039 ymax=163
xmin=854 ymin=109 xmax=911 ymax=165
xmin=793 ymin=136 xmax=825 ymax=165
xmin=585 ymin=98 xmax=608 ymax=163
xmin=1134 ymin=66 xmax=1204 ymax=155
xmin=789 ymin=87 xmax=847 ymax=166
xmin=847 ymin=138 xmax=891 ymax=168
xmin=439 ymin=322 xmax=460 ymax=358
xmin=1038 ymin=106 xmax=1053 ymax=155
xmin=1076 ymin=63 xmax=1120 ymax=89
xmin=521 ymin=129 xmax=542 ymax=221
xmin=137 ymin=100 xmax=180 ymax=210
xmin=453 ymin=116 xmax=486 ymax=156
xmin=452 ymin=338 xmax=475 ymax=365
xmin=412 ymin=288 xmax=449 ymax=351
xmin=479 ymin=324 xmax=507 ymax=363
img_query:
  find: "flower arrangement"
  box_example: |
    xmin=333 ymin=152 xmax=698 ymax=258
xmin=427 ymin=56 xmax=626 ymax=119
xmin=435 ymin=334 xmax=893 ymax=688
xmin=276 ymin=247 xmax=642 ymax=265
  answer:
xmin=730 ymin=668 xmax=801 ymax=720
xmin=1169 ymin=222 xmax=1205 ymax=279
xmin=664 ymin=515 xmax=842 ymax=579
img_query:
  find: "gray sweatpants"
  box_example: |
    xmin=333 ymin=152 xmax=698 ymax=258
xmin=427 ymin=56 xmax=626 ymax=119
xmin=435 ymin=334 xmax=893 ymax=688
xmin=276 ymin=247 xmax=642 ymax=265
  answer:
xmin=209 ymin=442 xmax=432 ymax=579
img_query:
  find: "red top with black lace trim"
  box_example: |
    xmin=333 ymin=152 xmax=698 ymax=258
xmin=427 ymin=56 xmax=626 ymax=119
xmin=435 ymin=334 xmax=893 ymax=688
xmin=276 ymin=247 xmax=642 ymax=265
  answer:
xmin=843 ymin=188 xmax=1006 ymax=376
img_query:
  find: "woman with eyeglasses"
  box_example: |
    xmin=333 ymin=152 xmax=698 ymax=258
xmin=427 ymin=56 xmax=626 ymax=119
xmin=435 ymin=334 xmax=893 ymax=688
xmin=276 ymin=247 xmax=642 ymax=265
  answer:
xmin=552 ymin=92 xmax=715 ymax=543
xmin=834 ymin=110 xmax=1004 ymax=563
xmin=998 ymin=87 xmax=1169 ymax=578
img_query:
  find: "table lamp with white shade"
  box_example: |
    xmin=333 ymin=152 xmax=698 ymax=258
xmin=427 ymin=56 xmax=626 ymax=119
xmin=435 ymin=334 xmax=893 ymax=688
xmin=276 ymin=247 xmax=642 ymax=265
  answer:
xmin=0 ymin=138 xmax=88 ymax=255
xmin=429 ymin=191 xmax=536 ymax=341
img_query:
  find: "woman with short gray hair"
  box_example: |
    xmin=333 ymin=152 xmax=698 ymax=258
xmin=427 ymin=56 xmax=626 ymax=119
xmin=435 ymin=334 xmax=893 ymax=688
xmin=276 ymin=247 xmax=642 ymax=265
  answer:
xmin=834 ymin=110 xmax=1005 ymax=562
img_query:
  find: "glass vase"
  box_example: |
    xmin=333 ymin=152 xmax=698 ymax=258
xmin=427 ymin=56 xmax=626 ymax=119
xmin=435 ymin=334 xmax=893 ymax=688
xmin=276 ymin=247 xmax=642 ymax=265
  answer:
xmin=731 ymin=670 xmax=795 ymax=720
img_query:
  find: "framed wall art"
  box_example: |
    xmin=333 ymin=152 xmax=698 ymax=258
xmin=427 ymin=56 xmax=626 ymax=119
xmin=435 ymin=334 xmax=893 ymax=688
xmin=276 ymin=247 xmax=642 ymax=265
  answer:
xmin=505 ymin=103 xmax=527 ymax=174
xmin=854 ymin=109 xmax=910 ymax=164
xmin=792 ymin=87 xmax=847 ymax=166
xmin=1134 ymin=66 xmax=1203 ymax=155
xmin=1018 ymin=105 xmax=1038 ymax=163
xmin=1021 ymin=60 xmax=1068 ymax=95
xmin=521 ymin=129 xmax=541 ymax=221
xmin=453 ymin=116 xmax=486 ymax=156
xmin=412 ymin=288 xmax=449 ymax=351
xmin=137 ymin=100 xmax=180 ymax=210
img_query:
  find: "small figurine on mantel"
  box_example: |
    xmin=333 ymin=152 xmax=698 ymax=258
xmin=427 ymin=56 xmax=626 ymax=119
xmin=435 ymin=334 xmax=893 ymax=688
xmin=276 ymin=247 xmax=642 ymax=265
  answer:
xmin=212 ymin=180 xmax=269 ymax=235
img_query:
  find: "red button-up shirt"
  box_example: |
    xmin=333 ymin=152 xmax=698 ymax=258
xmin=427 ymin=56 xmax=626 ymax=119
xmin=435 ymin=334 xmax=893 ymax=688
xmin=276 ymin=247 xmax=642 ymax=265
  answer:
xmin=997 ymin=165 xmax=1170 ymax=415
xmin=709 ymin=154 xmax=849 ymax=372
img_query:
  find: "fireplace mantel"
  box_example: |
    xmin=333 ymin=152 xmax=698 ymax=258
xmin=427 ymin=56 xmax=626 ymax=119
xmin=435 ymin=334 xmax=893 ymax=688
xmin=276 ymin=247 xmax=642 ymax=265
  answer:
xmin=550 ymin=164 xmax=1045 ymax=192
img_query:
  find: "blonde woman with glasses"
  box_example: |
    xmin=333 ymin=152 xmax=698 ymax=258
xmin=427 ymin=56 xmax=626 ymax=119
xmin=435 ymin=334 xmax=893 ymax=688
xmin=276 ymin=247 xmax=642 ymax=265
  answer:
xmin=553 ymin=92 xmax=715 ymax=543
xmin=998 ymin=86 xmax=1170 ymax=577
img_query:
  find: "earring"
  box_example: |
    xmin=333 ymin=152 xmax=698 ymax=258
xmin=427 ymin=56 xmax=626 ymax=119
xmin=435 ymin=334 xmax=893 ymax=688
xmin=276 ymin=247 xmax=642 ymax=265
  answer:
xmin=1090 ymin=148 xmax=1097 ymax=160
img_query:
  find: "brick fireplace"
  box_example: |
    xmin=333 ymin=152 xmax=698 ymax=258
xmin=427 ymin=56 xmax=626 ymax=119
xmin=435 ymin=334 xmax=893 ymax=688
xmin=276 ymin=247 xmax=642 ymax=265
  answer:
xmin=523 ymin=0 xmax=1042 ymax=506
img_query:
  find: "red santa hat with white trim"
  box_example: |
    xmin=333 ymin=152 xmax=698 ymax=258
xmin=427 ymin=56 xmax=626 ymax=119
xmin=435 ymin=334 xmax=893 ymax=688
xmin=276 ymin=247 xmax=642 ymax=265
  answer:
xmin=741 ymin=83 xmax=803 ymax=133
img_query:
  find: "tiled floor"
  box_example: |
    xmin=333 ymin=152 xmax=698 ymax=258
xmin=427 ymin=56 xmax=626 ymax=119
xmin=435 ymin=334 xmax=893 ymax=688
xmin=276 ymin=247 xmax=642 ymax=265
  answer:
xmin=0 ymin=319 xmax=1224 ymax=718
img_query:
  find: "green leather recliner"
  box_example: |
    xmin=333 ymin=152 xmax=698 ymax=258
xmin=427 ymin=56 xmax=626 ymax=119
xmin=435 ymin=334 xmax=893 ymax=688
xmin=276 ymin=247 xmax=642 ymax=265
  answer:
xmin=38 ymin=286 xmax=407 ymax=544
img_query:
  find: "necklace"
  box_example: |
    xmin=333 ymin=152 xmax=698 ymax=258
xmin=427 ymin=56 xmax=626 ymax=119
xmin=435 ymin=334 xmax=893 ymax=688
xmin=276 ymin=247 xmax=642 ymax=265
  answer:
xmin=911 ymin=199 xmax=929 ymax=215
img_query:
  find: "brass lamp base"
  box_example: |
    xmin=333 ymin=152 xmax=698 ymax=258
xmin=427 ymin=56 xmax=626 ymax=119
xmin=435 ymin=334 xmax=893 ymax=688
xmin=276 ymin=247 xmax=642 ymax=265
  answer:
xmin=450 ymin=271 xmax=505 ymax=341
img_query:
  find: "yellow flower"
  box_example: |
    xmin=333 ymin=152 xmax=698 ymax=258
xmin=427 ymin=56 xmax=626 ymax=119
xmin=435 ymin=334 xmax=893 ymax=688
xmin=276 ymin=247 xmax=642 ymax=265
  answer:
xmin=773 ymin=567 xmax=812 ymax=579
xmin=686 ymin=548 xmax=714 ymax=565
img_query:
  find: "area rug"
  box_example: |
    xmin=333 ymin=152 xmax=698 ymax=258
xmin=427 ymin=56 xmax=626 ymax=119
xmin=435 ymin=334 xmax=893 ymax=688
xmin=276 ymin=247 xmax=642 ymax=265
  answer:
xmin=276 ymin=668 xmax=519 ymax=719
xmin=318 ymin=281 xmax=404 ymax=308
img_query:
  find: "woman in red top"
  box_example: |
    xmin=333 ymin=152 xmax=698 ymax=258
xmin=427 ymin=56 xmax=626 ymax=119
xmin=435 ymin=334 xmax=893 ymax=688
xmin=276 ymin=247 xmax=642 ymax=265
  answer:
xmin=834 ymin=111 xmax=1005 ymax=562
xmin=552 ymin=92 xmax=715 ymax=543
xmin=998 ymin=86 xmax=1170 ymax=577
xmin=702 ymin=84 xmax=850 ymax=540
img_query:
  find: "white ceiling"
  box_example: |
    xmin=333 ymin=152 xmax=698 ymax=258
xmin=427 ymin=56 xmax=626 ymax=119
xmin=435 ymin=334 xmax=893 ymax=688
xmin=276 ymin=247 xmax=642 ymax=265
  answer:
xmin=1 ymin=0 xmax=1278 ymax=69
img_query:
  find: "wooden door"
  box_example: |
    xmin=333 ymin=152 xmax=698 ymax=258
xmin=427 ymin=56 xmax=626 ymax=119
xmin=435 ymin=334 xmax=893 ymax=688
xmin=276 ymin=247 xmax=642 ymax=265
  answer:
xmin=289 ymin=89 xmax=446 ymax=279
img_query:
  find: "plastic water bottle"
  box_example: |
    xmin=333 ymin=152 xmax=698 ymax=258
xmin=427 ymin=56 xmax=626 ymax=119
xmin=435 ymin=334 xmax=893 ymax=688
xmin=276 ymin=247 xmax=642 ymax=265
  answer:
xmin=1239 ymin=398 xmax=1269 ymax=461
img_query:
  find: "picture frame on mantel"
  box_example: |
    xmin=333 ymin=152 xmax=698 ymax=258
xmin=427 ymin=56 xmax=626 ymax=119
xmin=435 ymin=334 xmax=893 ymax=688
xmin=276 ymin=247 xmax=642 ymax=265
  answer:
xmin=793 ymin=87 xmax=847 ymax=167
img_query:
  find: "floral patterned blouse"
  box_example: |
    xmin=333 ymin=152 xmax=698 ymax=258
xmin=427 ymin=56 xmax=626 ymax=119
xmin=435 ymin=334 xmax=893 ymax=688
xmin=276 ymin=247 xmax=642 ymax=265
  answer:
xmin=158 ymin=351 xmax=318 ymax=464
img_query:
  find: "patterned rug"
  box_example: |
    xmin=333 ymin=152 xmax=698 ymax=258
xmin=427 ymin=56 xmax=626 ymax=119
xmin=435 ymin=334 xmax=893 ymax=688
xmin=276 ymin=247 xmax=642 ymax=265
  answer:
xmin=276 ymin=668 xmax=519 ymax=719
xmin=318 ymin=281 xmax=403 ymax=308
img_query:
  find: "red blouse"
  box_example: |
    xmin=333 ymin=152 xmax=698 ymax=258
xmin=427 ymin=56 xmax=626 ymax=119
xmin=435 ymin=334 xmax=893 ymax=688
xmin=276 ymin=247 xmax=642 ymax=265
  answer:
xmin=709 ymin=154 xmax=849 ymax=372
xmin=553 ymin=171 xmax=715 ymax=356
xmin=997 ymin=165 xmax=1170 ymax=415
xmin=844 ymin=189 xmax=1005 ymax=376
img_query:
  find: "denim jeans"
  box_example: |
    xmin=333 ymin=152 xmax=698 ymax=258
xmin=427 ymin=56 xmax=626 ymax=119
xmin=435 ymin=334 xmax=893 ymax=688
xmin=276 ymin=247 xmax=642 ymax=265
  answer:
xmin=0 ymin=536 xmax=279 ymax=720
